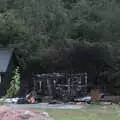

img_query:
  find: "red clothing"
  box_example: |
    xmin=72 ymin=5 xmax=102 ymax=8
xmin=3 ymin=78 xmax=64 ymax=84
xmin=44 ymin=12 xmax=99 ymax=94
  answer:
xmin=28 ymin=97 xmax=36 ymax=104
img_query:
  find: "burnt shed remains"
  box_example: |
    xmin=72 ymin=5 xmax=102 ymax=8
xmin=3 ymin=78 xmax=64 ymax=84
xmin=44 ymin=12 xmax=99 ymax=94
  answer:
xmin=33 ymin=73 xmax=88 ymax=101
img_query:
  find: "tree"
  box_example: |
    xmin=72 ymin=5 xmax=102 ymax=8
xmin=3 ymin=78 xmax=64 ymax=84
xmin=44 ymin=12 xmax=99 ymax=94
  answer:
xmin=0 ymin=0 xmax=120 ymax=94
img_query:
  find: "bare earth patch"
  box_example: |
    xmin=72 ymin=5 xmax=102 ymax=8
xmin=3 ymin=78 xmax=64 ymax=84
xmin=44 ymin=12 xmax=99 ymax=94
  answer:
xmin=0 ymin=106 xmax=54 ymax=120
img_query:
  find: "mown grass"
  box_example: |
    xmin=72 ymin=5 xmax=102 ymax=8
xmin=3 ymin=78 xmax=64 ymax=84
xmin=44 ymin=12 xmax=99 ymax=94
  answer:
xmin=37 ymin=105 xmax=120 ymax=120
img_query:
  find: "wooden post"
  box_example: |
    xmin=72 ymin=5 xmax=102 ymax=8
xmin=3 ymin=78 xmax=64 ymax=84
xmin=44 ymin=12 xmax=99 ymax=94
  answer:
xmin=47 ymin=79 xmax=52 ymax=96
xmin=53 ymin=80 xmax=56 ymax=98
xmin=39 ymin=81 xmax=42 ymax=92
xmin=68 ymin=78 xmax=71 ymax=95
xmin=85 ymin=72 xmax=87 ymax=86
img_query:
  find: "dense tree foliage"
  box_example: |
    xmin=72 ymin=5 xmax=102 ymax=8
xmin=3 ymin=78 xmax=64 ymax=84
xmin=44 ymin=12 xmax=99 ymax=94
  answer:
xmin=0 ymin=0 xmax=120 ymax=94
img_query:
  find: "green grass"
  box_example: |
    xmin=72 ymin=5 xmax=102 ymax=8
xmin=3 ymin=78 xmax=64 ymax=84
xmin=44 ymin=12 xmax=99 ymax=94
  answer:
xmin=32 ymin=105 xmax=120 ymax=120
xmin=46 ymin=109 xmax=96 ymax=120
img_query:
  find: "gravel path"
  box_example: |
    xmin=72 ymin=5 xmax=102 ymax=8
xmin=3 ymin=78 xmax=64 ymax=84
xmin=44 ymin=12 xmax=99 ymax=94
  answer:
xmin=7 ymin=103 xmax=84 ymax=110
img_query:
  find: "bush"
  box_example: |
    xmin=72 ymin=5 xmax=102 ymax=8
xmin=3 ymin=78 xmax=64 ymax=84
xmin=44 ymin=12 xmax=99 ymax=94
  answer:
xmin=5 ymin=66 xmax=20 ymax=98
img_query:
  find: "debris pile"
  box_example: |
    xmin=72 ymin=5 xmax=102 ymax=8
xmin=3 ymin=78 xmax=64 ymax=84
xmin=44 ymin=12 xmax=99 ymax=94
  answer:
xmin=0 ymin=107 xmax=54 ymax=120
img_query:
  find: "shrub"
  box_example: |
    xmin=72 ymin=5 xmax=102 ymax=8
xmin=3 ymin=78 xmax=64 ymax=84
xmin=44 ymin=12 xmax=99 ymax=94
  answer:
xmin=5 ymin=66 xmax=20 ymax=98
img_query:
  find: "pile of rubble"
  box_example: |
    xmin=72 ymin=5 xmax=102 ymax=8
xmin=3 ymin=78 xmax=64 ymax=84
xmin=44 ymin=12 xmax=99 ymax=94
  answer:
xmin=0 ymin=106 xmax=54 ymax=120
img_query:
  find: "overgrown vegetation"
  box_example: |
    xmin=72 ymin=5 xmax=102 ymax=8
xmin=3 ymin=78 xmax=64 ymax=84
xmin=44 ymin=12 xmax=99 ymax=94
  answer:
xmin=0 ymin=0 xmax=120 ymax=94
xmin=5 ymin=66 xmax=20 ymax=98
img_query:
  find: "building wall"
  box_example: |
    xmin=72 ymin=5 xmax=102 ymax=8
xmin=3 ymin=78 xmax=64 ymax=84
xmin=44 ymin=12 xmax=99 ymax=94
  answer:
xmin=0 ymin=56 xmax=14 ymax=97
xmin=0 ymin=72 xmax=5 ymax=96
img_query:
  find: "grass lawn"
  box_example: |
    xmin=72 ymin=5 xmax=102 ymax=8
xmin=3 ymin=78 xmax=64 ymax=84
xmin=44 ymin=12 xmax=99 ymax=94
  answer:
xmin=35 ymin=105 xmax=120 ymax=120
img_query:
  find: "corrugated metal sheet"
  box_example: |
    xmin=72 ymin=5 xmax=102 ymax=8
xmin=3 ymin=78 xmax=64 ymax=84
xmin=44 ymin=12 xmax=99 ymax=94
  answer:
xmin=0 ymin=48 xmax=13 ymax=73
